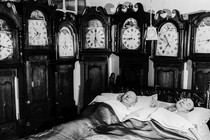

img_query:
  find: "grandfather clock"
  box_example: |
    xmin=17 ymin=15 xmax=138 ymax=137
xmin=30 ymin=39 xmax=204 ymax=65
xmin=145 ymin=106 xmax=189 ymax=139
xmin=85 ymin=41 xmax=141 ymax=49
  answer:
xmin=188 ymin=11 xmax=210 ymax=90
xmin=152 ymin=9 xmax=187 ymax=88
xmin=0 ymin=2 xmax=22 ymax=139
xmin=113 ymin=3 xmax=150 ymax=89
xmin=22 ymin=0 xmax=56 ymax=133
xmin=78 ymin=6 xmax=112 ymax=106
xmin=54 ymin=11 xmax=78 ymax=121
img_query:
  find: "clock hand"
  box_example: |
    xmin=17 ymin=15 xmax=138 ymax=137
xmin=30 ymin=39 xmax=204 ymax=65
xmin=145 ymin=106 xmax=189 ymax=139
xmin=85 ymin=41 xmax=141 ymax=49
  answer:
xmin=164 ymin=35 xmax=171 ymax=47
xmin=198 ymin=39 xmax=210 ymax=43
xmin=1 ymin=45 xmax=12 ymax=49
xmin=94 ymin=29 xmax=97 ymax=47
xmin=162 ymin=43 xmax=170 ymax=54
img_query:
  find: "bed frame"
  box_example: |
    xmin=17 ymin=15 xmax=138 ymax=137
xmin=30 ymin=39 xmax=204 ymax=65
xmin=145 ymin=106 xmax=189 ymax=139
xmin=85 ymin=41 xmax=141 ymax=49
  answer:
xmin=115 ymin=86 xmax=209 ymax=108
xmin=114 ymin=86 xmax=210 ymax=129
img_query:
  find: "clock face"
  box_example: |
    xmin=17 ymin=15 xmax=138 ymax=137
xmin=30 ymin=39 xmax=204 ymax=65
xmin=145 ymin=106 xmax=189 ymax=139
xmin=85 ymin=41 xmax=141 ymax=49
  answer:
xmin=85 ymin=27 xmax=105 ymax=49
xmin=121 ymin=18 xmax=141 ymax=50
xmin=0 ymin=31 xmax=13 ymax=60
xmin=28 ymin=10 xmax=48 ymax=47
xmin=28 ymin=20 xmax=48 ymax=46
xmin=122 ymin=27 xmax=141 ymax=50
xmin=156 ymin=22 xmax=179 ymax=57
xmin=58 ymin=26 xmax=74 ymax=57
xmin=195 ymin=17 xmax=210 ymax=53
xmin=84 ymin=19 xmax=105 ymax=49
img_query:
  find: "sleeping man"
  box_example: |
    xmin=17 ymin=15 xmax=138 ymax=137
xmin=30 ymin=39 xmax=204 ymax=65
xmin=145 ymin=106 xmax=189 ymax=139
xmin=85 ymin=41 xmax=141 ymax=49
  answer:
xmin=117 ymin=90 xmax=138 ymax=108
xmin=164 ymin=98 xmax=194 ymax=118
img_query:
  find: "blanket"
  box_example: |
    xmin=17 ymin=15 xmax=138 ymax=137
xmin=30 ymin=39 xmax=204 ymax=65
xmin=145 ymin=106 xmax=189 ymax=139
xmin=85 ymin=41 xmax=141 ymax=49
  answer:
xmin=19 ymin=102 xmax=120 ymax=140
xmin=18 ymin=102 xmax=200 ymax=140
xmin=85 ymin=119 xmax=197 ymax=140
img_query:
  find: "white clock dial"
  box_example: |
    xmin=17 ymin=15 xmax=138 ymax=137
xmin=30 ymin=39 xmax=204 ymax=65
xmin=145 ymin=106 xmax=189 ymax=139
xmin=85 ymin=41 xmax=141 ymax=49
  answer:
xmin=28 ymin=20 xmax=48 ymax=46
xmin=85 ymin=27 xmax=105 ymax=49
xmin=195 ymin=26 xmax=210 ymax=53
xmin=58 ymin=26 xmax=74 ymax=57
xmin=122 ymin=27 xmax=141 ymax=50
xmin=156 ymin=22 xmax=178 ymax=57
xmin=0 ymin=32 xmax=13 ymax=60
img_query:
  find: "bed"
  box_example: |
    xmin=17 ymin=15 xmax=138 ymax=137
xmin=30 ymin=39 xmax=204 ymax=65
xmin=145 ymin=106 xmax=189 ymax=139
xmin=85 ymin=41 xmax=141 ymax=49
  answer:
xmin=18 ymin=87 xmax=210 ymax=140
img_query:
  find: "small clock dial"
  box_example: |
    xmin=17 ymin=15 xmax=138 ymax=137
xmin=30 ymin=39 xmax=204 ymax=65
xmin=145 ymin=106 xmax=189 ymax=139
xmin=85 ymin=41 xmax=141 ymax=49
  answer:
xmin=156 ymin=22 xmax=178 ymax=57
xmin=122 ymin=27 xmax=141 ymax=50
xmin=28 ymin=20 xmax=48 ymax=46
xmin=58 ymin=26 xmax=74 ymax=57
xmin=195 ymin=17 xmax=210 ymax=53
xmin=85 ymin=27 xmax=105 ymax=49
xmin=0 ymin=31 xmax=13 ymax=60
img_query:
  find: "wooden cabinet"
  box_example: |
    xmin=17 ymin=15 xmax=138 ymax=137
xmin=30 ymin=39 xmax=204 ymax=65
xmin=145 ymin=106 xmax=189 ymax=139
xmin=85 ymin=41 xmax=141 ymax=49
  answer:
xmin=0 ymin=69 xmax=17 ymax=140
xmin=82 ymin=55 xmax=108 ymax=106
xmin=55 ymin=64 xmax=76 ymax=120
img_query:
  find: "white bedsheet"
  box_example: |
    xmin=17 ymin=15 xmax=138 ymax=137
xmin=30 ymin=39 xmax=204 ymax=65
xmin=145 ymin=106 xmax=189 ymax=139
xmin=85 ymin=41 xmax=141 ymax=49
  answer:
xmin=124 ymin=107 xmax=202 ymax=140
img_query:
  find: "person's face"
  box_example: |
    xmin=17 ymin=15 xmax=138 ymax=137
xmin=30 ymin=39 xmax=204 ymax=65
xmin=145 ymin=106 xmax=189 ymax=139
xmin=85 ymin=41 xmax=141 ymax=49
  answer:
xmin=121 ymin=91 xmax=137 ymax=107
xmin=176 ymin=98 xmax=194 ymax=112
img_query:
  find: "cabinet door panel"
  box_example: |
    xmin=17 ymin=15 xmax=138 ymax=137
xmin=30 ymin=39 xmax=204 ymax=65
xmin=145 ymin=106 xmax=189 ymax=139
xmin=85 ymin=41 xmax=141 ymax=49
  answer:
xmin=0 ymin=69 xmax=17 ymax=139
xmin=192 ymin=62 xmax=210 ymax=91
xmin=194 ymin=70 xmax=210 ymax=90
xmin=83 ymin=60 xmax=107 ymax=106
xmin=157 ymin=70 xmax=175 ymax=88
xmin=155 ymin=66 xmax=180 ymax=88
xmin=55 ymin=65 xmax=75 ymax=117
xmin=26 ymin=62 xmax=50 ymax=124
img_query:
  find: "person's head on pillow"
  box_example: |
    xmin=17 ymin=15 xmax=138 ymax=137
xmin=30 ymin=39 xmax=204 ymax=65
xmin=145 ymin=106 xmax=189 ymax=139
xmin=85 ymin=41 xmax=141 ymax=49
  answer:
xmin=166 ymin=98 xmax=194 ymax=113
xmin=119 ymin=91 xmax=138 ymax=108
xmin=176 ymin=98 xmax=194 ymax=113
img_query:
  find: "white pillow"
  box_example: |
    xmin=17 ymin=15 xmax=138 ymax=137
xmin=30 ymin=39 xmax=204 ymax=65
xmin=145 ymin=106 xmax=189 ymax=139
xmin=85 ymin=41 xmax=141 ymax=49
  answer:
xmin=156 ymin=100 xmax=174 ymax=108
xmin=186 ymin=107 xmax=210 ymax=127
xmin=129 ymin=94 xmax=157 ymax=113
xmin=100 ymin=93 xmax=122 ymax=100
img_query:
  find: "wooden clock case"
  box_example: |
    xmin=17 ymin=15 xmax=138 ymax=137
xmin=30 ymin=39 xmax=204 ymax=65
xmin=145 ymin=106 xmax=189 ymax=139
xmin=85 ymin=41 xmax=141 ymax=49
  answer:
xmin=112 ymin=3 xmax=150 ymax=89
xmin=151 ymin=9 xmax=187 ymax=88
xmin=78 ymin=6 xmax=112 ymax=106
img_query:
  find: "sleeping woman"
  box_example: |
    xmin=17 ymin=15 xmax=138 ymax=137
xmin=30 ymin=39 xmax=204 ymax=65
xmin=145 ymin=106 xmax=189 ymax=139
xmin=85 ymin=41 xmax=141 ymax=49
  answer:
xmin=20 ymin=91 xmax=138 ymax=140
